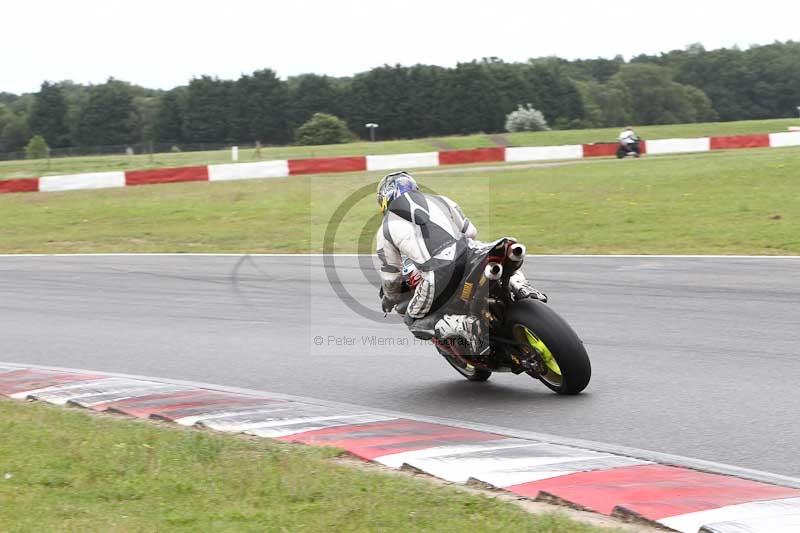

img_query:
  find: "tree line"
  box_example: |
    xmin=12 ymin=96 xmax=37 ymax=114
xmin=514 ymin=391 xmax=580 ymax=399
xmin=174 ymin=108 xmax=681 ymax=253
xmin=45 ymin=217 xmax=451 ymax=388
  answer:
xmin=1 ymin=41 xmax=798 ymax=153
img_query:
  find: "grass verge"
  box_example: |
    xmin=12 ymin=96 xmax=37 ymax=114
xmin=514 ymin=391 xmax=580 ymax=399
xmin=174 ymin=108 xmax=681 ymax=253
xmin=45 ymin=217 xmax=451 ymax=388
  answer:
xmin=0 ymin=147 xmax=798 ymax=255
xmin=0 ymin=399 xmax=619 ymax=532
xmin=1 ymin=117 xmax=796 ymax=180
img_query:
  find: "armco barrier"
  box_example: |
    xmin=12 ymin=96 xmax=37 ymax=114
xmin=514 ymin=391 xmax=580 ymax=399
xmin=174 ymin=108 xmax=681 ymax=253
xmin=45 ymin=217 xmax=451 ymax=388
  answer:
xmin=2 ymin=130 xmax=799 ymax=196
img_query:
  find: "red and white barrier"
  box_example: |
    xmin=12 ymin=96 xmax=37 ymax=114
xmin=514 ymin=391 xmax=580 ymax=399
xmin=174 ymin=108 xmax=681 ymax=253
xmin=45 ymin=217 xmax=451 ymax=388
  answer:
xmin=208 ymin=160 xmax=290 ymax=181
xmin=2 ymin=363 xmax=800 ymax=532
xmin=39 ymin=171 xmax=125 ymax=192
xmin=645 ymin=137 xmax=710 ymax=155
xmin=2 ymin=131 xmax=799 ymax=196
xmin=507 ymin=144 xmax=584 ymax=162
xmin=770 ymin=131 xmax=800 ymax=148
xmin=366 ymin=152 xmax=439 ymax=171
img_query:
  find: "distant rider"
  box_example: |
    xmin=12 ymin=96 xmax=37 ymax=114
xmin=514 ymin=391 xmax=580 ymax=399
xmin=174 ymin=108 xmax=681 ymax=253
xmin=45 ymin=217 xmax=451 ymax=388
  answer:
xmin=618 ymin=126 xmax=641 ymax=155
xmin=375 ymin=171 xmax=546 ymax=354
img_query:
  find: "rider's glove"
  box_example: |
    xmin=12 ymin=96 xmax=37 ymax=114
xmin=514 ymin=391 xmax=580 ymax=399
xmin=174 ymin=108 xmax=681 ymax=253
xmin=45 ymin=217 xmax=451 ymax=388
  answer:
xmin=381 ymin=294 xmax=397 ymax=313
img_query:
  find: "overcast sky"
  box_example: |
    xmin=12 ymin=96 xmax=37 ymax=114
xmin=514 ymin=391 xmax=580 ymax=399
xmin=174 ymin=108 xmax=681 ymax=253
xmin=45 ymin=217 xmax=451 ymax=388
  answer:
xmin=2 ymin=0 xmax=798 ymax=95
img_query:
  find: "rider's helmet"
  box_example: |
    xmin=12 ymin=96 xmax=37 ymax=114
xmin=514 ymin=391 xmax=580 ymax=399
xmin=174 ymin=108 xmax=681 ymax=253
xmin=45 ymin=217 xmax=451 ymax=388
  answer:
xmin=376 ymin=171 xmax=419 ymax=212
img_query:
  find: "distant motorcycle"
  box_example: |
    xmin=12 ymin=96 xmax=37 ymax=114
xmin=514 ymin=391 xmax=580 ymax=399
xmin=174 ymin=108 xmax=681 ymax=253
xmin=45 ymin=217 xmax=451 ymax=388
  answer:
xmin=386 ymin=239 xmax=591 ymax=394
xmin=617 ymin=138 xmax=642 ymax=158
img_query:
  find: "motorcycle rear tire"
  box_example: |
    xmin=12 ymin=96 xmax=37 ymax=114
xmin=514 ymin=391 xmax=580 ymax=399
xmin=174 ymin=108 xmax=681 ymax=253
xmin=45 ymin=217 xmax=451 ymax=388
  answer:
xmin=436 ymin=344 xmax=492 ymax=381
xmin=506 ymin=299 xmax=591 ymax=394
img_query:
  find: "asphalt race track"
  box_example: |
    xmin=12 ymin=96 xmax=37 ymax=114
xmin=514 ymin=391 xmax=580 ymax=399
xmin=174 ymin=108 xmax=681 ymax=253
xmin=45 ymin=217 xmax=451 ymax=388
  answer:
xmin=2 ymin=254 xmax=798 ymax=477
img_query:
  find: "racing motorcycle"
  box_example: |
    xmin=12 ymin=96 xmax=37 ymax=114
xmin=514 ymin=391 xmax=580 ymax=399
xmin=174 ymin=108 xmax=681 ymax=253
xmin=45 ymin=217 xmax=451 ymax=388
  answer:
xmin=387 ymin=239 xmax=591 ymax=394
xmin=616 ymin=138 xmax=642 ymax=158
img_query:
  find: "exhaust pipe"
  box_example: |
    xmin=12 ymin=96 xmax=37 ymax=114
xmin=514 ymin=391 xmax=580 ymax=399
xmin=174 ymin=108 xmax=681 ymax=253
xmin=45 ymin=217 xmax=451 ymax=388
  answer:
xmin=484 ymin=262 xmax=503 ymax=281
xmin=508 ymin=243 xmax=526 ymax=263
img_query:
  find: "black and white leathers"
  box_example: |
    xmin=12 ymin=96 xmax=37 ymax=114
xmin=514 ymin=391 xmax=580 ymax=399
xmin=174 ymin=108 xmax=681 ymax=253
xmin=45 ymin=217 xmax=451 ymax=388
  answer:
xmin=377 ymin=191 xmax=477 ymax=318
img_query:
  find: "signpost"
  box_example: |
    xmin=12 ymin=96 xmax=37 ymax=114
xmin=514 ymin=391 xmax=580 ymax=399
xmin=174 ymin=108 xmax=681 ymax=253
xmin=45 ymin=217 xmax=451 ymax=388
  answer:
xmin=365 ymin=123 xmax=379 ymax=142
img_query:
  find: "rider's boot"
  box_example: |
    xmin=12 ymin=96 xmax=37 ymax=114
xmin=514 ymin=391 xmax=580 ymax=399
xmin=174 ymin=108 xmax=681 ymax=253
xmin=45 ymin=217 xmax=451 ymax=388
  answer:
xmin=405 ymin=313 xmax=437 ymax=340
xmin=509 ymin=271 xmax=548 ymax=302
xmin=434 ymin=314 xmax=488 ymax=355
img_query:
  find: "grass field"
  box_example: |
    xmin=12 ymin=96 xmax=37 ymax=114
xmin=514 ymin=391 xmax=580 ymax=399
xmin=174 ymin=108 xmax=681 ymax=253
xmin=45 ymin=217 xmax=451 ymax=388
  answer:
xmin=1 ymin=117 xmax=797 ymax=180
xmin=0 ymin=146 xmax=797 ymax=255
xmin=0 ymin=399 xmax=618 ymax=532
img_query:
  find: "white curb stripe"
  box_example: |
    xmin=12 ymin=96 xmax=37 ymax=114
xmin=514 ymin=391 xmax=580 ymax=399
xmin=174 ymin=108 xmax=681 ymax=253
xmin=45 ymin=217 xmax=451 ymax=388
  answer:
xmin=366 ymin=152 xmax=440 ymax=171
xmin=646 ymin=137 xmax=710 ymax=155
xmin=769 ymin=131 xmax=800 ymax=148
xmin=660 ymin=497 xmax=800 ymax=533
xmin=197 ymin=404 xmax=331 ymax=432
xmin=39 ymin=171 xmax=125 ymax=192
xmin=18 ymin=378 xmax=162 ymax=404
xmin=701 ymin=514 xmax=800 ymax=533
xmin=9 ymin=377 xmax=114 ymax=400
xmin=69 ymin=384 xmax=191 ymax=408
xmin=174 ymin=406 xmax=291 ymax=427
xmin=506 ymin=144 xmax=583 ymax=162
xmin=247 ymin=413 xmax=395 ymax=438
xmin=208 ymin=160 xmax=289 ymax=181
xmin=401 ymin=442 xmax=649 ymax=485
xmin=374 ymin=438 xmax=536 ymax=468
xmin=471 ymin=455 xmax=648 ymax=488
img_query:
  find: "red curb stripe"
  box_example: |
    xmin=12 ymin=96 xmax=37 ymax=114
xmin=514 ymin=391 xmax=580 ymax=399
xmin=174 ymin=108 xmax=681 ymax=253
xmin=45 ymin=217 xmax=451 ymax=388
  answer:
xmin=278 ymin=419 xmax=502 ymax=460
xmin=150 ymin=397 xmax=279 ymax=422
xmin=0 ymin=369 xmax=105 ymax=396
xmin=582 ymin=143 xmax=618 ymax=158
xmin=103 ymin=389 xmax=220 ymax=417
xmin=582 ymin=141 xmax=648 ymax=157
xmin=710 ymin=134 xmax=770 ymax=150
xmin=0 ymin=178 xmax=39 ymax=194
xmin=438 ymin=147 xmax=505 ymax=165
xmin=506 ymin=464 xmax=800 ymax=520
xmin=125 ymin=165 xmax=209 ymax=186
xmin=288 ymin=156 xmax=367 ymax=176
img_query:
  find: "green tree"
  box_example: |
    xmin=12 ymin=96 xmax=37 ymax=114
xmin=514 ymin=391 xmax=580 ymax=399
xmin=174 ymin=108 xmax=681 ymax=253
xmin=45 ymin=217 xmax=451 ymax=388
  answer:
xmin=154 ymin=89 xmax=185 ymax=144
xmin=444 ymin=61 xmax=504 ymax=134
xmin=295 ymin=113 xmax=352 ymax=145
xmin=230 ymin=69 xmax=289 ymax=144
xmin=25 ymin=134 xmax=49 ymax=159
xmin=57 ymin=80 xmax=90 ymax=146
xmin=522 ymin=60 xmax=586 ymax=127
xmin=613 ymin=64 xmax=716 ymax=124
xmin=75 ymin=79 xmax=138 ymax=146
xmin=28 ymin=82 xmax=71 ymax=147
xmin=671 ymin=48 xmax=755 ymax=120
xmin=182 ymin=76 xmax=232 ymax=143
xmin=577 ymin=80 xmax=631 ymax=127
xmin=287 ymin=74 xmax=341 ymax=131
xmin=134 ymin=96 xmax=160 ymax=144
xmin=0 ymin=113 xmax=31 ymax=152
xmin=346 ymin=65 xmax=418 ymax=139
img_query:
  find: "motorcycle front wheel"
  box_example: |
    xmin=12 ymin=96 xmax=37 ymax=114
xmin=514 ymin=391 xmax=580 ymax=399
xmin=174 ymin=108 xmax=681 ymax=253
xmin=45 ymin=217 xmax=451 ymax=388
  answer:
xmin=506 ymin=299 xmax=591 ymax=394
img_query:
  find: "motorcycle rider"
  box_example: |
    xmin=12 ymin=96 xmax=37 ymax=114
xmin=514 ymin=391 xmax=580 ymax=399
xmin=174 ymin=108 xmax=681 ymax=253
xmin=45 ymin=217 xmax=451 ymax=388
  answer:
xmin=618 ymin=126 xmax=641 ymax=155
xmin=375 ymin=171 xmax=546 ymax=354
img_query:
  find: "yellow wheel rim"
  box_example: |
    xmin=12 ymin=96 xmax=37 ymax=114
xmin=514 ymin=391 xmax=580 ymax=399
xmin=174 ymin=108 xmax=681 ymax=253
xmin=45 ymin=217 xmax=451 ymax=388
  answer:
xmin=523 ymin=328 xmax=562 ymax=376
